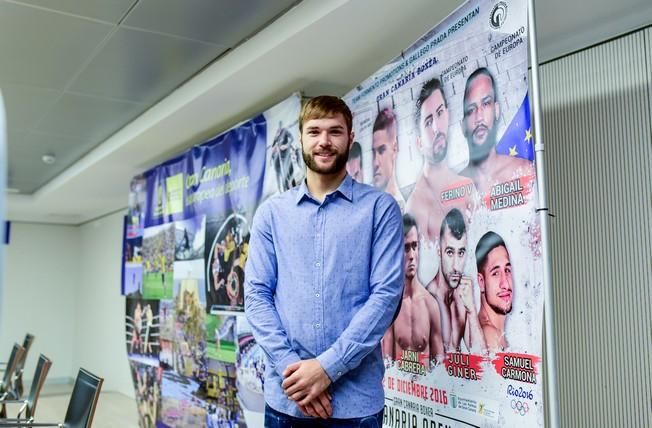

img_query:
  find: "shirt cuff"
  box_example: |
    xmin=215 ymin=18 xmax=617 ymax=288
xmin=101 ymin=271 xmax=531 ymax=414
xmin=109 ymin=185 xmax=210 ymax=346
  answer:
xmin=316 ymin=347 xmax=348 ymax=383
xmin=276 ymin=353 xmax=302 ymax=378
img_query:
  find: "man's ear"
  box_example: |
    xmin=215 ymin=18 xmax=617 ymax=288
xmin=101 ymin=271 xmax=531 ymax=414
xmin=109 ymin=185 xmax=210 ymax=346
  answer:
xmin=477 ymin=273 xmax=485 ymax=293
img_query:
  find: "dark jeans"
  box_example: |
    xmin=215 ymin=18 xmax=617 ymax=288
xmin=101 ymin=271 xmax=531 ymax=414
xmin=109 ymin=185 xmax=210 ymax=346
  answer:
xmin=265 ymin=404 xmax=383 ymax=428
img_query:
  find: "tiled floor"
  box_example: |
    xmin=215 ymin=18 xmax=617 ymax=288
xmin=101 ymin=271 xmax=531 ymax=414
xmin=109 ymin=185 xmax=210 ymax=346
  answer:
xmin=5 ymin=383 xmax=141 ymax=428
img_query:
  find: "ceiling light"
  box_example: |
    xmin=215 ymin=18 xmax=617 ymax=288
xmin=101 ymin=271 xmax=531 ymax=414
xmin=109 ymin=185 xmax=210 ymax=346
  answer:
xmin=42 ymin=153 xmax=56 ymax=165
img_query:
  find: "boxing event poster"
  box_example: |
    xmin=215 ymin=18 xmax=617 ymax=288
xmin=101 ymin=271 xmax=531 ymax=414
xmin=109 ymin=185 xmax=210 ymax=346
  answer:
xmin=344 ymin=0 xmax=544 ymax=426
xmin=123 ymin=94 xmax=302 ymax=427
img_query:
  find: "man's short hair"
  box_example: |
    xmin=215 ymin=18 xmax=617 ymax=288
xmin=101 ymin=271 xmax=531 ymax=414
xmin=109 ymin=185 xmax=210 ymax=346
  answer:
xmin=300 ymin=95 xmax=353 ymax=133
xmin=415 ymin=78 xmax=447 ymax=127
xmin=475 ymin=231 xmax=507 ymax=273
xmin=403 ymin=213 xmax=417 ymax=236
xmin=439 ymin=208 xmax=466 ymax=241
xmin=372 ymin=107 xmax=397 ymax=139
xmin=464 ymin=67 xmax=497 ymax=104
xmin=349 ymin=141 xmax=362 ymax=160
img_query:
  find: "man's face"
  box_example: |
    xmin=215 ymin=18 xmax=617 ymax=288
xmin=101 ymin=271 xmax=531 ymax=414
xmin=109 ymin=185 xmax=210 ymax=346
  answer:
xmin=463 ymin=74 xmax=500 ymax=163
xmin=403 ymin=226 xmax=419 ymax=281
xmin=346 ymin=157 xmax=362 ymax=181
xmin=301 ymin=114 xmax=352 ymax=175
xmin=418 ymin=89 xmax=449 ymax=164
xmin=478 ymin=246 xmax=513 ymax=314
xmin=371 ymin=129 xmax=396 ymax=189
xmin=439 ymin=227 xmax=467 ymax=289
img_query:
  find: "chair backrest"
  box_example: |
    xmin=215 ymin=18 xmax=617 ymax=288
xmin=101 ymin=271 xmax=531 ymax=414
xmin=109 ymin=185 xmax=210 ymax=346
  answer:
xmin=22 ymin=354 xmax=52 ymax=419
xmin=13 ymin=333 xmax=35 ymax=398
xmin=63 ymin=368 xmax=103 ymax=428
xmin=2 ymin=344 xmax=24 ymax=391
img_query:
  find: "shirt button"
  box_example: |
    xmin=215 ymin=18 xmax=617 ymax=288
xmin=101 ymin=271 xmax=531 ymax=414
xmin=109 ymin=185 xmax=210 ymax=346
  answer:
xmin=315 ymin=323 xmax=320 ymax=328
xmin=315 ymin=293 xmax=320 ymax=298
xmin=315 ymin=262 xmax=321 ymax=267
xmin=337 ymin=371 xmax=342 ymax=376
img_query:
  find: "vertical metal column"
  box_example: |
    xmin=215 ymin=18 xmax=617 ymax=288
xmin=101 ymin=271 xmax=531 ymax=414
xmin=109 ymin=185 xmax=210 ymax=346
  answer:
xmin=526 ymin=1 xmax=560 ymax=427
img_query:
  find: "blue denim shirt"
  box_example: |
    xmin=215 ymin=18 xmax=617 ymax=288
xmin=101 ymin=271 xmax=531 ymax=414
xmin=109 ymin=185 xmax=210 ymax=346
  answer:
xmin=244 ymin=174 xmax=404 ymax=418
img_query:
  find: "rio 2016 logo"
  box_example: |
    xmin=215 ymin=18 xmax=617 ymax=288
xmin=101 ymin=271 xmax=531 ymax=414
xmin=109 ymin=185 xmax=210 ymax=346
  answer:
xmin=511 ymin=399 xmax=529 ymax=416
xmin=490 ymin=1 xmax=508 ymax=29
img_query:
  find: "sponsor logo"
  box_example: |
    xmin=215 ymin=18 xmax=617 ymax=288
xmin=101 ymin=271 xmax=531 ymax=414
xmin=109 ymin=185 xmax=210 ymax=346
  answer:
xmin=489 ymin=1 xmax=508 ymax=29
xmin=506 ymin=384 xmax=534 ymax=401
xmin=511 ymin=399 xmax=529 ymax=416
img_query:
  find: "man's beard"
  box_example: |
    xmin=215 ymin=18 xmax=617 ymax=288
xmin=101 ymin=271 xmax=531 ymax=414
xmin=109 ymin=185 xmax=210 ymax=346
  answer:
xmin=445 ymin=271 xmax=461 ymax=289
xmin=303 ymin=146 xmax=349 ymax=175
xmin=426 ymin=134 xmax=448 ymax=164
xmin=467 ymin=122 xmax=498 ymax=165
xmin=488 ymin=299 xmax=512 ymax=315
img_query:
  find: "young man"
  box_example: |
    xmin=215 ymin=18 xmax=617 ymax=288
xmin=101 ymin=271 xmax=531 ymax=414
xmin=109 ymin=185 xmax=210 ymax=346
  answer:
xmin=371 ymin=107 xmax=405 ymax=211
xmin=406 ymin=78 xmax=476 ymax=244
xmin=426 ymin=209 xmax=485 ymax=353
xmin=382 ymin=213 xmax=444 ymax=365
xmin=475 ymin=231 xmax=514 ymax=352
xmin=460 ymin=68 xmax=534 ymax=195
xmin=346 ymin=141 xmax=364 ymax=182
xmin=245 ymin=96 xmax=404 ymax=426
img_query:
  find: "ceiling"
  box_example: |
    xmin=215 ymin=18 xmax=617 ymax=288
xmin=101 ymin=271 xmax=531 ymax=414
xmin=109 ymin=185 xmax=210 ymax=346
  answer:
xmin=2 ymin=0 xmax=651 ymax=224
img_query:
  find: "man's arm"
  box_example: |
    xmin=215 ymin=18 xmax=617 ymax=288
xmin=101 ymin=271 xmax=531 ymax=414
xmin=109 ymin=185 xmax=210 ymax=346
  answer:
xmin=458 ymin=277 xmax=486 ymax=353
xmin=244 ymin=203 xmax=301 ymax=377
xmin=316 ymin=195 xmax=404 ymax=382
xmin=428 ymin=297 xmax=445 ymax=362
xmin=382 ymin=325 xmax=395 ymax=361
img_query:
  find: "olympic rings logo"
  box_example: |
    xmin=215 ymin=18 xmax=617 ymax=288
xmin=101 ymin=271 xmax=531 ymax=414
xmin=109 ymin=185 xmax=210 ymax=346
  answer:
xmin=511 ymin=399 xmax=529 ymax=416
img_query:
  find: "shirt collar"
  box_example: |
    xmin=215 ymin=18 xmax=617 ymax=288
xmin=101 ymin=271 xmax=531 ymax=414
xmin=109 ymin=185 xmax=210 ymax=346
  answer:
xmin=295 ymin=174 xmax=354 ymax=204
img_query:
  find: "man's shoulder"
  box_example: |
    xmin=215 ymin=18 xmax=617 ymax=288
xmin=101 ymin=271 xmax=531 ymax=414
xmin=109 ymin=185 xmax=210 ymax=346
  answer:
xmin=353 ymin=181 xmax=400 ymax=209
xmin=257 ymin=188 xmax=301 ymax=214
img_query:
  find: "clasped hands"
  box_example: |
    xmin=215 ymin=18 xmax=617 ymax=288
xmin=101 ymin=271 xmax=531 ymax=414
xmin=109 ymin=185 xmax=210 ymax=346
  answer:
xmin=282 ymin=359 xmax=333 ymax=419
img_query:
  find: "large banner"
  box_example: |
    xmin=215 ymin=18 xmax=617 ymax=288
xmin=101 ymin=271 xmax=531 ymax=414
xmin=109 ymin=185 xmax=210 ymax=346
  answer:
xmin=123 ymin=94 xmax=303 ymax=428
xmin=344 ymin=0 xmax=544 ymax=426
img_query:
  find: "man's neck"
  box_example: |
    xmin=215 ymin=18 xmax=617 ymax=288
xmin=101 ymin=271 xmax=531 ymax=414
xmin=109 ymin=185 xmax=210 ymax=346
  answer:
xmin=385 ymin=175 xmax=400 ymax=197
xmin=430 ymin=271 xmax=452 ymax=302
xmin=305 ymin=168 xmax=347 ymax=202
xmin=403 ymin=277 xmax=419 ymax=297
xmin=479 ymin=299 xmax=505 ymax=331
xmin=471 ymin=149 xmax=499 ymax=177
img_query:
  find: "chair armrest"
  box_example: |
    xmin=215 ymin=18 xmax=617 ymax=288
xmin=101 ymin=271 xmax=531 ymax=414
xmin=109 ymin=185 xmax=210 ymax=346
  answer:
xmin=0 ymin=399 xmax=25 ymax=404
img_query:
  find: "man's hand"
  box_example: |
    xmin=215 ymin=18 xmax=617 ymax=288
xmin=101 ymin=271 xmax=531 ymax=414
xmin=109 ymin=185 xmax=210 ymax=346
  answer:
xmin=297 ymin=390 xmax=333 ymax=419
xmin=456 ymin=277 xmax=476 ymax=313
xmin=282 ymin=359 xmax=332 ymax=407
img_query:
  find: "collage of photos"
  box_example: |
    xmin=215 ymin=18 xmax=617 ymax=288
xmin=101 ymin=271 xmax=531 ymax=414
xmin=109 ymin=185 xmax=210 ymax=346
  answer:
xmin=122 ymin=95 xmax=301 ymax=426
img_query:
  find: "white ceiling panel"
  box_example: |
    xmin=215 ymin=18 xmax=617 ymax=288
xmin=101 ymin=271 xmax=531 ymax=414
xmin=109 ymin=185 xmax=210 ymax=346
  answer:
xmin=33 ymin=93 xmax=147 ymax=142
xmin=10 ymin=0 xmax=137 ymax=23
xmin=1 ymin=83 xmax=61 ymax=133
xmin=123 ymin=0 xmax=298 ymax=45
xmin=68 ymin=27 xmax=228 ymax=104
xmin=0 ymin=1 xmax=113 ymax=89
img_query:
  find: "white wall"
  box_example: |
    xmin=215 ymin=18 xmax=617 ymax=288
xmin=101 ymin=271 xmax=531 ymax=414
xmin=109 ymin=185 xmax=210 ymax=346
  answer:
xmin=1 ymin=222 xmax=79 ymax=383
xmin=75 ymin=211 xmax=134 ymax=397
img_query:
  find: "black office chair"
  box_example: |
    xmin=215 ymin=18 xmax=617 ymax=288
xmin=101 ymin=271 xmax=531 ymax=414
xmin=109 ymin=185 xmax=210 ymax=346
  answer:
xmin=0 ymin=354 xmax=51 ymax=420
xmin=0 ymin=368 xmax=103 ymax=428
xmin=0 ymin=345 xmax=25 ymax=401
xmin=8 ymin=335 xmax=34 ymax=399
